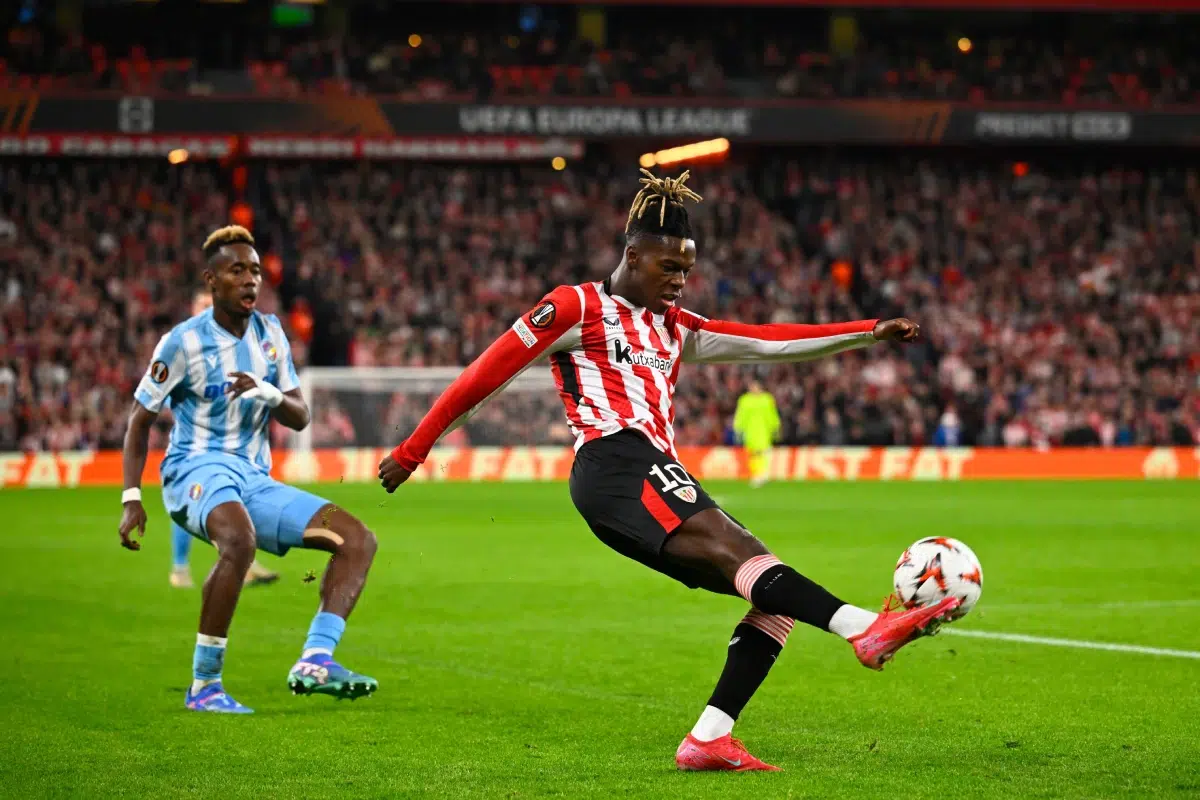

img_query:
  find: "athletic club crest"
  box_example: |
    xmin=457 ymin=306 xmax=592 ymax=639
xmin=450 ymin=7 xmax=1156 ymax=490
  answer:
xmin=188 ymin=483 xmax=204 ymax=501
xmin=673 ymin=486 xmax=697 ymax=503
xmin=261 ymin=339 xmax=279 ymax=363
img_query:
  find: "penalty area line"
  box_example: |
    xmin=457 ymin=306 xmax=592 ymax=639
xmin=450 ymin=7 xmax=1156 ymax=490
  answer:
xmin=942 ymin=629 xmax=1200 ymax=660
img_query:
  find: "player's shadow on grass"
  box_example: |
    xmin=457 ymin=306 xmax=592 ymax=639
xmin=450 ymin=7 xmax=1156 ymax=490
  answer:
xmin=164 ymin=685 xmax=388 ymax=716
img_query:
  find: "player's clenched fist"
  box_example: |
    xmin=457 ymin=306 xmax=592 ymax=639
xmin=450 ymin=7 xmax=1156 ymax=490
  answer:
xmin=118 ymin=500 xmax=148 ymax=551
xmin=378 ymin=454 xmax=412 ymax=493
xmin=872 ymin=318 xmax=921 ymax=342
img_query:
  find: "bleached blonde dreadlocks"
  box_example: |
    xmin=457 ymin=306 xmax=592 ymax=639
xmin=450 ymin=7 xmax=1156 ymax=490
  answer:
xmin=624 ymin=168 xmax=702 ymax=243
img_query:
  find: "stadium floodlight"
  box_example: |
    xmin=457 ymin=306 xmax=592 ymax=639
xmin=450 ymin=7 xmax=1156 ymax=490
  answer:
xmin=640 ymin=138 xmax=730 ymax=168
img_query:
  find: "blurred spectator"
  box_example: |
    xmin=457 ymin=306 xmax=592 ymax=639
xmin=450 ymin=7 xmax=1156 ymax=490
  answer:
xmin=1 ymin=153 xmax=1197 ymax=452
xmin=4 ymin=9 xmax=1200 ymax=105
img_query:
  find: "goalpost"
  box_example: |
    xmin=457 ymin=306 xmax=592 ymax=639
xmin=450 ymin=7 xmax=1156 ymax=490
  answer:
xmin=292 ymin=365 xmax=566 ymax=454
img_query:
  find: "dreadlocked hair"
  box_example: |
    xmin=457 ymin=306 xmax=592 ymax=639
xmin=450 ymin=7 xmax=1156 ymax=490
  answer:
xmin=202 ymin=225 xmax=255 ymax=260
xmin=624 ymin=168 xmax=702 ymax=242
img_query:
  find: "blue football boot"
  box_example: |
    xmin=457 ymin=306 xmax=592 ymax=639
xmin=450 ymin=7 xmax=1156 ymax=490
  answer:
xmin=185 ymin=682 xmax=254 ymax=714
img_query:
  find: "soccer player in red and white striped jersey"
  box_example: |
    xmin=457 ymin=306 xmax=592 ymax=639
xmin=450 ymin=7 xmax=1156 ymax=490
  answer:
xmin=380 ymin=169 xmax=959 ymax=772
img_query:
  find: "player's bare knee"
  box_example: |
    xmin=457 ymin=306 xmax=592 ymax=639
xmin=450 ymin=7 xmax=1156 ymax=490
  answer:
xmin=708 ymin=540 xmax=752 ymax=577
xmin=309 ymin=515 xmax=375 ymax=561
xmin=668 ymin=512 xmax=762 ymax=577
xmin=212 ymin=526 xmax=255 ymax=567
xmin=709 ymin=522 xmax=769 ymax=577
xmin=206 ymin=503 xmax=256 ymax=567
xmin=730 ymin=525 xmax=770 ymax=560
xmin=344 ymin=523 xmax=377 ymax=561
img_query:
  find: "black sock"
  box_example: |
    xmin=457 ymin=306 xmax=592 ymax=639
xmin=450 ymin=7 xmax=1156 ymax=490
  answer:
xmin=707 ymin=622 xmax=784 ymax=721
xmin=749 ymin=565 xmax=846 ymax=631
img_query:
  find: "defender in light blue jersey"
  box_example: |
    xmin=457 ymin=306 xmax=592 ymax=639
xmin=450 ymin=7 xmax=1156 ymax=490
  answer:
xmin=118 ymin=225 xmax=379 ymax=713
xmin=167 ymin=289 xmax=280 ymax=591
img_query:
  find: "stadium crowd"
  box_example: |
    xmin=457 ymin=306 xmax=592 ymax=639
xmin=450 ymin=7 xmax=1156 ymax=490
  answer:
xmin=2 ymin=153 xmax=1197 ymax=454
xmin=5 ymin=10 xmax=1200 ymax=106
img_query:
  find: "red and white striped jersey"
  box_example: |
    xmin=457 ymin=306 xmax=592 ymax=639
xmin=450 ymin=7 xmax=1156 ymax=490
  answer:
xmin=391 ymin=281 xmax=879 ymax=471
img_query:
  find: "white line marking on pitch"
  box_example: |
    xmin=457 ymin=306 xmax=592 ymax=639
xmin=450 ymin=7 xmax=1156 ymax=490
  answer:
xmin=985 ymin=599 xmax=1200 ymax=612
xmin=943 ymin=629 xmax=1200 ymax=660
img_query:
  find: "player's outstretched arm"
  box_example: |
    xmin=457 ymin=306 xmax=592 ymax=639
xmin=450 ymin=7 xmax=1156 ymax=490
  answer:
xmin=379 ymin=287 xmax=583 ymax=492
xmin=678 ymin=311 xmax=919 ymax=364
xmin=118 ymin=402 xmax=156 ymax=551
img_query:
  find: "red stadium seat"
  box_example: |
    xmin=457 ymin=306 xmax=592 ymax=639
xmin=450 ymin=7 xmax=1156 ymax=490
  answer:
xmin=531 ymin=66 xmax=554 ymax=93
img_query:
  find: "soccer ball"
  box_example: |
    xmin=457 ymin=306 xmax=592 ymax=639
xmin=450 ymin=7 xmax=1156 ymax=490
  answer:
xmin=893 ymin=537 xmax=983 ymax=619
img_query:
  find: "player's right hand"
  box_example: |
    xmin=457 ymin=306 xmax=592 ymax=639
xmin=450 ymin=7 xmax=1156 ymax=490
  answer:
xmin=872 ymin=318 xmax=920 ymax=342
xmin=118 ymin=501 xmax=148 ymax=551
xmin=378 ymin=453 xmax=412 ymax=493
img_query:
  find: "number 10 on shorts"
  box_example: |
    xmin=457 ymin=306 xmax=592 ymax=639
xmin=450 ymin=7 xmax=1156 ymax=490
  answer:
xmin=648 ymin=463 xmax=697 ymax=503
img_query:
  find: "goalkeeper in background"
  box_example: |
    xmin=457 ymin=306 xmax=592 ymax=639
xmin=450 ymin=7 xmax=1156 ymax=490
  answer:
xmin=733 ymin=379 xmax=780 ymax=489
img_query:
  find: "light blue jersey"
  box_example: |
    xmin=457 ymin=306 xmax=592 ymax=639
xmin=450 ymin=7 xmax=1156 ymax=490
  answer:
xmin=135 ymin=308 xmax=299 ymax=476
xmin=135 ymin=308 xmax=325 ymax=555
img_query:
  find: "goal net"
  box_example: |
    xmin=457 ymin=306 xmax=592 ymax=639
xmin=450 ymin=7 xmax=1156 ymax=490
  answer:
xmin=291 ymin=365 xmax=569 ymax=453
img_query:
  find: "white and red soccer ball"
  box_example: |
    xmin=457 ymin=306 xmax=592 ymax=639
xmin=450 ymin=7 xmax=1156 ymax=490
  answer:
xmin=893 ymin=537 xmax=983 ymax=619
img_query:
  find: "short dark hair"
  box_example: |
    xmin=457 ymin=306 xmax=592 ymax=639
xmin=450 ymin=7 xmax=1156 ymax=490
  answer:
xmin=202 ymin=224 xmax=255 ymax=260
xmin=624 ymin=168 xmax=702 ymax=242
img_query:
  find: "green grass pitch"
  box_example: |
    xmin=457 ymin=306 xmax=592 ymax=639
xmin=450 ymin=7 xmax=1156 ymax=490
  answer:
xmin=3 ymin=481 xmax=1199 ymax=798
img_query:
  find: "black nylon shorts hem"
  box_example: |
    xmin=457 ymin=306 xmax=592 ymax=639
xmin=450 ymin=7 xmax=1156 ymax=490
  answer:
xmin=568 ymin=429 xmax=732 ymax=592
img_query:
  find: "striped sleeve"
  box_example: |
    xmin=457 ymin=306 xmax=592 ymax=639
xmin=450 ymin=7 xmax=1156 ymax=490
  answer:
xmin=133 ymin=329 xmax=188 ymax=413
xmin=391 ymin=285 xmax=584 ymax=472
xmin=267 ymin=315 xmax=300 ymax=392
xmin=675 ymin=309 xmax=878 ymax=365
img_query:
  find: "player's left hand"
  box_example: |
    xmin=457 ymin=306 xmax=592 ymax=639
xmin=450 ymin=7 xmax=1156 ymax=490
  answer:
xmin=118 ymin=500 xmax=148 ymax=551
xmin=227 ymin=371 xmax=284 ymax=407
xmin=378 ymin=454 xmax=412 ymax=493
xmin=872 ymin=318 xmax=920 ymax=342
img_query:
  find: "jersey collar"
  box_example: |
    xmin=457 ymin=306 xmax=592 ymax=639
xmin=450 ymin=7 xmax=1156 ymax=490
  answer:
xmin=208 ymin=308 xmax=255 ymax=343
xmin=599 ymin=280 xmax=667 ymax=322
xmin=600 ymin=279 xmax=641 ymax=312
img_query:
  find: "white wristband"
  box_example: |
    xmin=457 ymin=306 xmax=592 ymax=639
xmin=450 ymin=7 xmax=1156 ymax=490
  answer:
xmin=121 ymin=487 xmax=142 ymax=505
xmin=240 ymin=373 xmax=285 ymax=408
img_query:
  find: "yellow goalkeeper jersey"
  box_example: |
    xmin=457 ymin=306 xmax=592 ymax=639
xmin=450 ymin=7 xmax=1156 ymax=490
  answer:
xmin=733 ymin=390 xmax=780 ymax=452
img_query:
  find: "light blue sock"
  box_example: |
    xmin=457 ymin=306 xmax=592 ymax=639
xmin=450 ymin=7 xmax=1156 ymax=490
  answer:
xmin=171 ymin=523 xmax=192 ymax=568
xmin=303 ymin=611 xmax=346 ymax=658
xmin=193 ymin=634 xmax=226 ymax=684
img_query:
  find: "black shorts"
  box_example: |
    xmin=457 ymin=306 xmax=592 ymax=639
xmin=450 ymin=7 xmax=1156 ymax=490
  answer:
xmin=569 ymin=429 xmax=734 ymax=592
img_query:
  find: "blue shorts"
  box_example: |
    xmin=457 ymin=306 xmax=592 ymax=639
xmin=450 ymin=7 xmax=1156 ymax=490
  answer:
xmin=162 ymin=457 xmax=330 ymax=557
